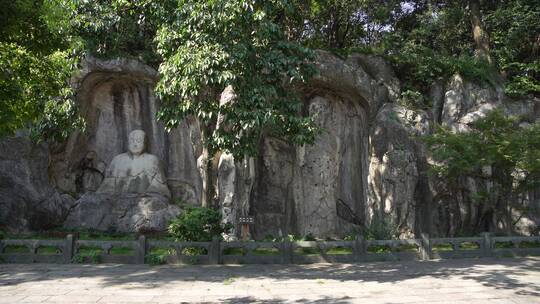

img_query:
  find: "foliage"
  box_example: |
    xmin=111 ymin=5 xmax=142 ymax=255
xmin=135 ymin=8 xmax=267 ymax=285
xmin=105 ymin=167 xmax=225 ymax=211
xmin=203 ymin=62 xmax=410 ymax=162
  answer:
xmin=65 ymin=0 xmax=161 ymax=66
xmin=426 ymin=110 xmax=540 ymax=230
xmin=145 ymin=253 xmax=166 ymax=266
xmin=168 ymin=207 xmax=227 ymax=242
xmin=426 ymin=110 xmax=540 ymax=190
xmin=485 ymin=0 xmax=540 ymax=96
xmin=0 ymin=0 xmax=84 ymax=140
xmin=72 ymin=247 xmax=102 ymax=264
xmin=154 ymin=0 xmax=319 ymax=157
xmin=398 ymin=89 xmax=426 ymax=110
xmin=364 ymin=213 xmax=398 ymax=240
xmin=379 ymin=2 xmax=498 ymax=94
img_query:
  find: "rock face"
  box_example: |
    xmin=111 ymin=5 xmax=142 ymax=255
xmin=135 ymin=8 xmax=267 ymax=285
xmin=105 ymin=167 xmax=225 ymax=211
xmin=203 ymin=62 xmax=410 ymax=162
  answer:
xmin=252 ymin=94 xmax=369 ymax=238
xmin=0 ymin=137 xmax=75 ymax=232
xmin=251 ymin=51 xmax=387 ymax=239
xmin=64 ymin=193 xmax=180 ymax=233
xmin=430 ymin=75 xmax=540 ymax=236
xmin=50 ymin=57 xmax=201 ymax=205
xmin=367 ymin=104 xmax=431 ymax=238
xmin=2 ymin=52 xmax=539 ymax=237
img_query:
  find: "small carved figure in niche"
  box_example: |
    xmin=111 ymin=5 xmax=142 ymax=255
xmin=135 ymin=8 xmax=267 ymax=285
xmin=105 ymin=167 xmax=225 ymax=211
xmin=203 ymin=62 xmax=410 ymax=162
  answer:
xmin=97 ymin=130 xmax=171 ymax=199
xmin=75 ymin=151 xmax=106 ymax=193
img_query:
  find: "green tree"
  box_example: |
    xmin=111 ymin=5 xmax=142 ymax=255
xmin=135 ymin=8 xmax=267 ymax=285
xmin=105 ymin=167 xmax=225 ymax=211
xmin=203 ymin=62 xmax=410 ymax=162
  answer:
xmin=154 ymin=0 xmax=318 ymax=157
xmin=66 ymin=0 xmax=161 ymax=66
xmin=426 ymin=110 xmax=540 ymax=233
xmin=0 ymin=0 xmax=83 ymax=141
xmin=485 ymin=0 xmax=540 ymax=96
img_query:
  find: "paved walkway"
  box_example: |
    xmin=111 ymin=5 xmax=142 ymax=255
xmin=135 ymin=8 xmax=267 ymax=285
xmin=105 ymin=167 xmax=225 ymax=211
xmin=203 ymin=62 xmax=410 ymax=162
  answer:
xmin=1 ymin=257 xmax=539 ymax=304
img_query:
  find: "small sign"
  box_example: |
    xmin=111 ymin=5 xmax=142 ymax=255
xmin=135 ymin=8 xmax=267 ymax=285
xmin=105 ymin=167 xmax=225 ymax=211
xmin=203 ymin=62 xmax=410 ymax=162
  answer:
xmin=238 ymin=216 xmax=255 ymax=224
xmin=238 ymin=216 xmax=255 ymax=241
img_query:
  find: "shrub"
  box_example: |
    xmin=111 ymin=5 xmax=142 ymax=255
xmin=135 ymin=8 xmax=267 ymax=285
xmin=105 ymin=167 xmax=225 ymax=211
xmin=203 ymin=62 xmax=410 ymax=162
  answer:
xmin=398 ymin=90 xmax=427 ymax=110
xmin=168 ymin=207 xmax=227 ymax=241
xmin=364 ymin=213 xmax=398 ymax=240
xmin=145 ymin=253 xmax=167 ymax=266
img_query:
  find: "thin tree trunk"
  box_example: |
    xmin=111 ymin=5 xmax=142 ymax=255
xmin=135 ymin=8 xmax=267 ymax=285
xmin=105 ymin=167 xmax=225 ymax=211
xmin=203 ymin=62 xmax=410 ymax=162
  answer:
xmin=469 ymin=0 xmax=492 ymax=63
xmin=199 ymin=126 xmax=217 ymax=208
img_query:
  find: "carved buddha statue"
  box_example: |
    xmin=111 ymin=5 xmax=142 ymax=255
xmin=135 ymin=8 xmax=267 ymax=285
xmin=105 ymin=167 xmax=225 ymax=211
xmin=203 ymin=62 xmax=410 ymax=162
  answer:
xmin=97 ymin=130 xmax=171 ymax=199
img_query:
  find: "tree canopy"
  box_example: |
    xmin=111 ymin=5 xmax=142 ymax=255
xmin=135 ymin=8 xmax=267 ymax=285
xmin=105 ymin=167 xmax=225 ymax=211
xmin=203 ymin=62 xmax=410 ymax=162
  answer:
xmin=426 ymin=110 xmax=540 ymax=232
xmin=1 ymin=0 xmax=539 ymax=153
xmin=0 ymin=0 xmax=83 ymax=140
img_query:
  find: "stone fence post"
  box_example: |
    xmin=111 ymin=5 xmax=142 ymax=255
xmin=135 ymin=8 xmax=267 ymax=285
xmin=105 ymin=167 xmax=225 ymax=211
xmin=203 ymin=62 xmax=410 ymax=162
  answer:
xmin=281 ymin=239 xmax=293 ymax=264
xmin=136 ymin=235 xmax=146 ymax=264
xmin=481 ymin=232 xmax=492 ymax=257
xmin=63 ymin=234 xmax=74 ymax=263
xmin=420 ymin=233 xmax=431 ymax=260
xmin=353 ymin=236 xmax=366 ymax=262
xmin=209 ymin=237 xmax=221 ymax=264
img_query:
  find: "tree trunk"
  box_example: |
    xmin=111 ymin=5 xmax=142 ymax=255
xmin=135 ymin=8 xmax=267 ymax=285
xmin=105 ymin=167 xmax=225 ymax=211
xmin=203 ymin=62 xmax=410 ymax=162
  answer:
xmin=198 ymin=126 xmax=218 ymax=208
xmin=469 ymin=0 xmax=492 ymax=63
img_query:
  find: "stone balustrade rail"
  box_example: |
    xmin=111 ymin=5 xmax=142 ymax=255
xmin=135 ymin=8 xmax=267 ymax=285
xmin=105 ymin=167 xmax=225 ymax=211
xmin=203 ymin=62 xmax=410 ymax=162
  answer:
xmin=1 ymin=234 xmax=539 ymax=265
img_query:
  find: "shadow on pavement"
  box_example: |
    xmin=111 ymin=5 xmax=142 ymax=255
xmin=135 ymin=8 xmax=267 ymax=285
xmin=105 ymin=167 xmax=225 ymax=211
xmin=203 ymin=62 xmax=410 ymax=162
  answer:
xmin=1 ymin=257 xmax=539 ymax=302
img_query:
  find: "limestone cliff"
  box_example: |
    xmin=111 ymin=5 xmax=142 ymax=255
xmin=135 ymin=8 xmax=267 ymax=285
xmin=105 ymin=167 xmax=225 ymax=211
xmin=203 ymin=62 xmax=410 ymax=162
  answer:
xmin=1 ymin=52 xmax=538 ymax=237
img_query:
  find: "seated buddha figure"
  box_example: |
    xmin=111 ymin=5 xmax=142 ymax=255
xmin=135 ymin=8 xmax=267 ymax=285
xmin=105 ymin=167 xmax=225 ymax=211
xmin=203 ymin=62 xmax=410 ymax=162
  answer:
xmin=97 ymin=130 xmax=171 ymax=199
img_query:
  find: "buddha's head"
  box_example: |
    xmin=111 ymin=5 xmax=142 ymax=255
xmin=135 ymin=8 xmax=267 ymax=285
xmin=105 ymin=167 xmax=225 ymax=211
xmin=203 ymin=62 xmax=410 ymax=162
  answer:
xmin=128 ymin=130 xmax=146 ymax=156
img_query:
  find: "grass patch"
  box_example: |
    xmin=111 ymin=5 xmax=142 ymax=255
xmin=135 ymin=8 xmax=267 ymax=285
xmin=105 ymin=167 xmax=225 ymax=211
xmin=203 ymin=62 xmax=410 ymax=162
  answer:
xmin=494 ymin=241 xmax=514 ymax=249
xmin=37 ymin=246 xmax=62 ymax=255
xmin=223 ymin=277 xmax=235 ymax=285
xmin=519 ymin=241 xmax=540 ymax=248
xmin=77 ymin=231 xmax=134 ymax=241
xmin=2 ymin=230 xmax=135 ymax=241
xmin=109 ymin=247 xmax=134 ymax=255
xmin=3 ymin=245 xmax=29 ymax=254
xmin=223 ymin=247 xmax=246 ymax=256
xmin=78 ymin=246 xmax=103 ymax=255
xmin=394 ymin=244 xmax=418 ymax=252
xmin=73 ymin=246 xmax=102 ymax=263
xmin=459 ymin=242 xmax=480 ymax=250
xmin=367 ymin=245 xmax=391 ymax=253
xmin=252 ymin=247 xmax=280 ymax=256
xmin=294 ymin=247 xmax=320 ymax=255
xmin=500 ymin=252 xmax=515 ymax=258
xmin=146 ymin=248 xmax=176 ymax=266
xmin=2 ymin=233 xmax=63 ymax=240
xmin=326 ymin=246 xmax=353 ymax=255
xmin=181 ymin=247 xmax=208 ymax=256
xmin=149 ymin=247 xmax=176 ymax=256
xmin=432 ymin=243 xmax=453 ymax=251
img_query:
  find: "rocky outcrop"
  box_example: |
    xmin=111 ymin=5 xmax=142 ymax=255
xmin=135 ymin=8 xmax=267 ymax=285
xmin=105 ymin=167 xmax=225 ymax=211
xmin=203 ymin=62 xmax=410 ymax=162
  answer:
xmin=368 ymin=104 xmax=431 ymax=238
xmin=2 ymin=53 xmax=539 ymax=237
xmin=50 ymin=57 xmax=202 ymax=205
xmin=430 ymin=74 xmax=540 ymax=236
xmin=64 ymin=193 xmax=180 ymax=233
xmin=251 ymin=51 xmax=386 ymax=239
xmin=0 ymin=137 xmax=75 ymax=232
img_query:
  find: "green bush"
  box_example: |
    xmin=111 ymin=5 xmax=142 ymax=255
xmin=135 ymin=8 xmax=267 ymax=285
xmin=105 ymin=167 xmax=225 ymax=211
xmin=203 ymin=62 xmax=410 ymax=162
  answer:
xmin=168 ymin=207 xmax=227 ymax=241
xmin=364 ymin=214 xmax=398 ymax=240
xmin=145 ymin=253 xmax=167 ymax=266
xmin=398 ymin=89 xmax=427 ymax=110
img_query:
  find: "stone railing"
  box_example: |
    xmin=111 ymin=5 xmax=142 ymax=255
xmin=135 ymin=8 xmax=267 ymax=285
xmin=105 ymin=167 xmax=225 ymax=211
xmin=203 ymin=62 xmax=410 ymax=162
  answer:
xmin=1 ymin=234 xmax=539 ymax=264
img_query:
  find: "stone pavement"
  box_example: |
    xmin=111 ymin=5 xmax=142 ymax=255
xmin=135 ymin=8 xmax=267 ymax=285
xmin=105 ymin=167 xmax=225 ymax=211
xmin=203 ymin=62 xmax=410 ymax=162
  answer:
xmin=1 ymin=257 xmax=539 ymax=304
